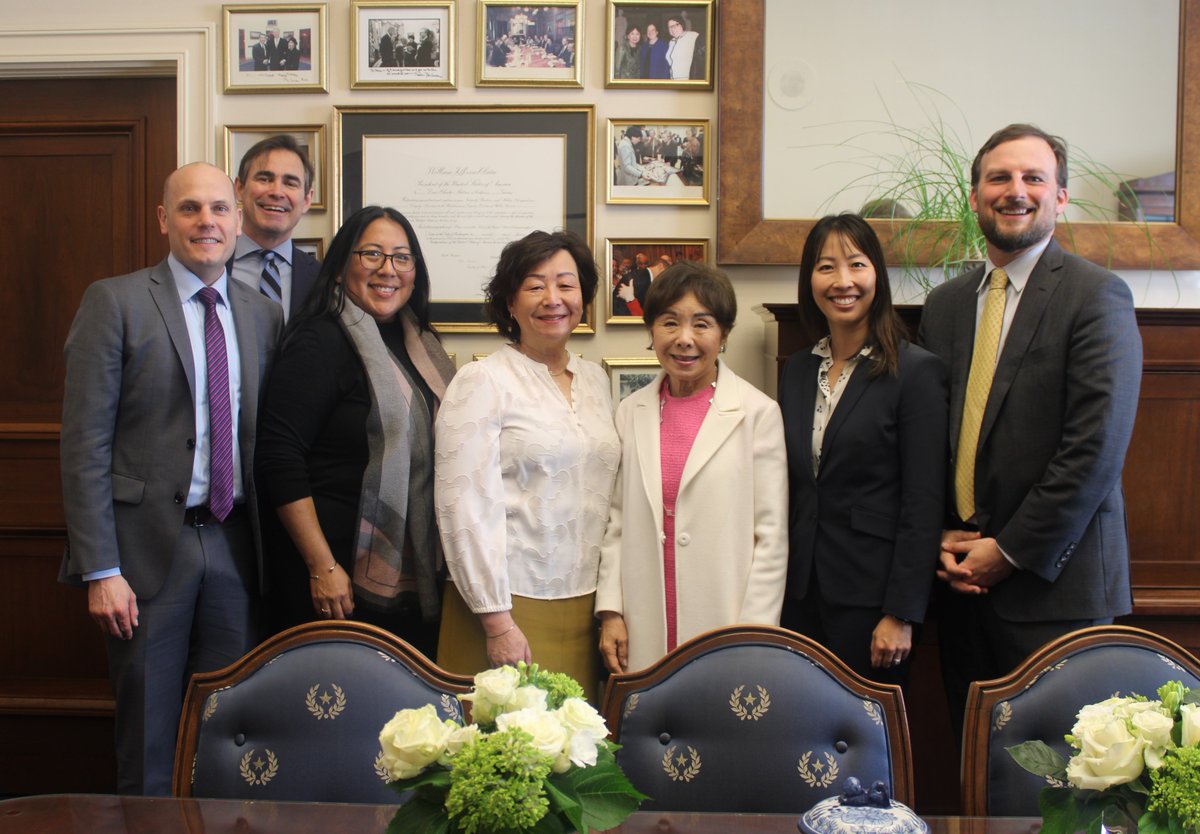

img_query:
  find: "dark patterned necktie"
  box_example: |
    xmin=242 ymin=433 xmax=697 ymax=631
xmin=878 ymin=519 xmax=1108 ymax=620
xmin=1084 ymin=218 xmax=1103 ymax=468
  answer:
xmin=260 ymin=250 xmax=282 ymax=303
xmin=197 ymin=287 xmax=234 ymax=521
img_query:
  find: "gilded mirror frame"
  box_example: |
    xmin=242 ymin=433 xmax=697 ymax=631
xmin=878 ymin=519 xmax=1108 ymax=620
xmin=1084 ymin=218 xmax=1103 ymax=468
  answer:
xmin=717 ymin=0 xmax=1200 ymax=270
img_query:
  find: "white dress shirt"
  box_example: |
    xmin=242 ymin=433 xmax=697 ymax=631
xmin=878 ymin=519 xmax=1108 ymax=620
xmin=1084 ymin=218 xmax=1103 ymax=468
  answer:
xmin=434 ymin=345 xmax=620 ymax=612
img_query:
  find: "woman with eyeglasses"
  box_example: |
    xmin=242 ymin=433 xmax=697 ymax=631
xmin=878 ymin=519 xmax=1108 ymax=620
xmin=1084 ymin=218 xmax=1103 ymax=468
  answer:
xmin=256 ymin=205 xmax=456 ymax=657
xmin=433 ymin=230 xmax=619 ymax=700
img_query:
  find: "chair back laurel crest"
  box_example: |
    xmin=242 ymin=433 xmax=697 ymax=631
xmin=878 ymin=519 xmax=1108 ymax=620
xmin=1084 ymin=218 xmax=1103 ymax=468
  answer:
xmin=962 ymin=624 xmax=1200 ymax=816
xmin=173 ymin=620 xmax=472 ymax=802
xmin=600 ymin=625 xmax=913 ymax=813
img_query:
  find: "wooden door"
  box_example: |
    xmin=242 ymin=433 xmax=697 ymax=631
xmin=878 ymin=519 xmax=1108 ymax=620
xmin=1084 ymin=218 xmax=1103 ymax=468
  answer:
xmin=0 ymin=76 xmax=176 ymax=795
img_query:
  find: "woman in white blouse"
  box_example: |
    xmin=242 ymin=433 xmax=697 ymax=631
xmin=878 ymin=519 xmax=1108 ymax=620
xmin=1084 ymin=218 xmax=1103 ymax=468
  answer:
xmin=434 ymin=230 xmax=619 ymax=698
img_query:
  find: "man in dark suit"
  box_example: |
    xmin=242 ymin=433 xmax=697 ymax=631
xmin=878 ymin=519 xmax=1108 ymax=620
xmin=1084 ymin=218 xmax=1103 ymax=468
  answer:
xmin=60 ymin=163 xmax=284 ymax=794
xmin=229 ymin=134 xmax=319 ymax=322
xmin=918 ymin=124 xmax=1143 ymax=735
xmin=251 ymin=33 xmax=270 ymax=71
xmin=378 ymin=26 xmax=398 ymax=67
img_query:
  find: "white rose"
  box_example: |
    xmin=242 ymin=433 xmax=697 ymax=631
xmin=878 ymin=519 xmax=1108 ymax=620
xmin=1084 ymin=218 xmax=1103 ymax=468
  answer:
xmin=378 ymin=704 xmax=454 ymax=780
xmin=461 ymin=666 xmax=521 ymax=723
xmin=1129 ymin=707 xmax=1174 ymax=768
xmin=1181 ymin=703 xmax=1200 ymax=747
xmin=1066 ymin=715 xmax=1146 ymax=789
xmin=510 ymin=685 xmax=548 ymax=712
xmin=565 ymin=728 xmax=601 ymax=769
xmin=497 ymin=708 xmax=570 ymax=766
xmin=442 ymin=724 xmax=481 ymax=762
xmin=556 ymin=698 xmax=609 ymax=742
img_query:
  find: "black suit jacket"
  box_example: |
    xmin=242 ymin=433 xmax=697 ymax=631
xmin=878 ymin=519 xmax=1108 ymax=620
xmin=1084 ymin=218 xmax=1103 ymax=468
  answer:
xmin=780 ymin=341 xmax=948 ymax=622
xmin=918 ymin=239 xmax=1143 ymax=621
xmin=226 ymin=243 xmax=321 ymax=320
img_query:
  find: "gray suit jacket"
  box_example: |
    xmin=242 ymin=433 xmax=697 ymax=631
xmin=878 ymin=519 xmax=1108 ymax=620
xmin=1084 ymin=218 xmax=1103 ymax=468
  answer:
xmin=918 ymin=239 xmax=1142 ymax=621
xmin=59 ymin=259 xmax=284 ymax=597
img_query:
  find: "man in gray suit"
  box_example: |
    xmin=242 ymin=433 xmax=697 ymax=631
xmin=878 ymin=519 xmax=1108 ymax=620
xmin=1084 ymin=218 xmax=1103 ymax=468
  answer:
xmin=918 ymin=124 xmax=1143 ymax=735
xmin=60 ymin=163 xmax=284 ymax=794
xmin=229 ymin=134 xmax=319 ymax=322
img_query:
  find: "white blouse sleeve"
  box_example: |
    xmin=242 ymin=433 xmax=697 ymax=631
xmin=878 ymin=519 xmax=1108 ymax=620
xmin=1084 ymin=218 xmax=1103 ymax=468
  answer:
xmin=434 ymin=361 xmax=511 ymax=613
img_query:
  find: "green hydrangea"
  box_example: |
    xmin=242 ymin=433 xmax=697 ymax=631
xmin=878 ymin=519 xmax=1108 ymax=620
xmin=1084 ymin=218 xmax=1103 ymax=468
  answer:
xmin=517 ymin=661 xmax=584 ymax=710
xmin=445 ymin=728 xmax=553 ymax=833
xmin=1147 ymin=746 xmax=1200 ymax=833
xmin=1158 ymin=681 xmax=1188 ymax=717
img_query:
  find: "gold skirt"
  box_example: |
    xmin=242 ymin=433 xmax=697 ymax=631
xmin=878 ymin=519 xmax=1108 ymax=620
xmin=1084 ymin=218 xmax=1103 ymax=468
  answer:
xmin=437 ymin=583 xmax=601 ymax=704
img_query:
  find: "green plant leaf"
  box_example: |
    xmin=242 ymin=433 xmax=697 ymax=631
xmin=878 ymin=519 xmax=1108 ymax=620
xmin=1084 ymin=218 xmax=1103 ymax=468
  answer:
xmin=1008 ymin=741 xmax=1069 ymax=778
xmin=548 ymin=763 xmax=647 ymax=832
xmin=1039 ymin=787 xmax=1083 ymax=834
xmin=388 ymin=767 xmax=452 ymax=794
xmin=386 ymin=796 xmax=452 ymax=834
xmin=545 ymin=779 xmax=584 ymax=832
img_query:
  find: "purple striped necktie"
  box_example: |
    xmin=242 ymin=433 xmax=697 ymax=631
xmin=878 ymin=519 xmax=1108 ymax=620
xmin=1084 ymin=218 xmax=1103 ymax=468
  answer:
xmin=197 ymin=287 xmax=234 ymax=521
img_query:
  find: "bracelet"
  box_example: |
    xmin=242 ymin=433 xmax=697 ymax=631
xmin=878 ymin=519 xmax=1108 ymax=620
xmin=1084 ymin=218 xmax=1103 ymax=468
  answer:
xmin=485 ymin=623 xmax=517 ymax=640
xmin=309 ymin=563 xmax=336 ymax=581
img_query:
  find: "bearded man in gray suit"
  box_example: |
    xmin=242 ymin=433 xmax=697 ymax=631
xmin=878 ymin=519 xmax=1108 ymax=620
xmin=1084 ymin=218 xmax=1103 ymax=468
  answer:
xmin=918 ymin=124 xmax=1143 ymax=737
xmin=60 ymin=162 xmax=283 ymax=794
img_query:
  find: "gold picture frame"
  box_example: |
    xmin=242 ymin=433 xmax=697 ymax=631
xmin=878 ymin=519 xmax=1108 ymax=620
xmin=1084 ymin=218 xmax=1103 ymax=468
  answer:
xmin=605 ymin=238 xmax=709 ymax=324
xmin=222 ymin=4 xmax=328 ymax=94
xmin=223 ymin=124 xmax=327 ymax=212
xmin=350 ymin=1 xmax=456 ymax=89
xmin=603 ymin=357 xmax=662 ymax=404
xmin=293 ymin=237 xmax=326 ymax=261
xmin=607 ymin=119 xmax=709 ymax=206
xmin=605 ymin=0 xmax=715 ymax=89
xmin=477 ymin=0 xmax=583 ymax=88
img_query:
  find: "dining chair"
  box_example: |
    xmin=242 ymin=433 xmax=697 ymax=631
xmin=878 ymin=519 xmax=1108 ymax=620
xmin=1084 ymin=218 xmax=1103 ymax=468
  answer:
xmin=961 ymin=624 xmax=1200 ymax=816
xmin=600 ymin=624 xmax=914 ymax=813
xmin=172 ymin=620 xmax=472 ymax=802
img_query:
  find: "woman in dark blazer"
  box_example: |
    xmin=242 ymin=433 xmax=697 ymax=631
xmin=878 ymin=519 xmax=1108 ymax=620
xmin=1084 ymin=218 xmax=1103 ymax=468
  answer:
xmin=778 ymin=213 xmax=948 ymax=686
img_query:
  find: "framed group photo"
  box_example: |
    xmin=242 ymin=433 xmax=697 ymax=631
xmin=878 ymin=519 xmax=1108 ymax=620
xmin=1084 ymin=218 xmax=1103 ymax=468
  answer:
xmin=603 ymin=357 xmax=662 ymax=405
xmin=477 ymin=0 xmax=582 ymax=88
xmin=222 ymin=4 xmax=327 ymax=93
xmin=605 ymin=0 xmax=715 ymax=89
xmin=335 ymin=105 xmax=594 ymax=333
xmin=605 ymin=238 xmax=708 ymax=323
xmin=608 ymin=119 xmax=710 ymax=205
xmin=223 ymin=124 xmax=327 ymax=211
xmin=351 ymin=1 xmax=455 ymax=89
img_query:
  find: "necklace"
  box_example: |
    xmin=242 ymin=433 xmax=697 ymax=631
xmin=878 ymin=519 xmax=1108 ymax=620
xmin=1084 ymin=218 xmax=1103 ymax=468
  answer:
xmin=516 ymin=343 xmax=569 ymax=377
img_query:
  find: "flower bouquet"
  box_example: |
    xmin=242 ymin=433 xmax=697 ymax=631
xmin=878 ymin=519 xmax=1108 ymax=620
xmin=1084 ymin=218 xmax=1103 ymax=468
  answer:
xmin=377 ymin=662 xmax=646 ymax=833
xmin=1008 ymin=681 xmax=1200 ymax=834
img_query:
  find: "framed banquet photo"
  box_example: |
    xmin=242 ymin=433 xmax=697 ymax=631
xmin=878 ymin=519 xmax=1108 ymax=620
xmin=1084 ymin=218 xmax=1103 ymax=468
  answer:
xmin=223 ymin=124 xmax=327 ymax=211
xmin=222 ymin=4 xmax=327 ymax=93
xmin=477 ymin=0 xmax=582 ymax=88
xmin=605 ymin=238 xmax=708 ymax=323
xmin=605 ymin=0 xmax=714 ymax=89
xmin=351 ymin=1 xmax=455 ymax=89
xmin=335 ymin=105 xmax=594 ymax=333
xmin=603 ymin=357 xmax=662 ymax=404
xmin=607 ymin=119 xmax=709 ymax=205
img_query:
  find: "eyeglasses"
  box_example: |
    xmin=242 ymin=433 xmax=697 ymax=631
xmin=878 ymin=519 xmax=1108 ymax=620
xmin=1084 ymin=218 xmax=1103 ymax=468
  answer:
xmin=353 ymin=249 xmax=417 ymax=273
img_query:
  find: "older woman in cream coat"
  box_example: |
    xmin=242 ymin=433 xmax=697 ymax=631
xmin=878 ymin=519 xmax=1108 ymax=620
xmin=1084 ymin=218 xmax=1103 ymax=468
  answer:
xmin=596 ymin=263 xmax=788 ymax=674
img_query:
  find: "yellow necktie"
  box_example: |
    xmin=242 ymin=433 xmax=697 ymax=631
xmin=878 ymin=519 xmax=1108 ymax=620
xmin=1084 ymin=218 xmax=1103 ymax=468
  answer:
xmin=954 ymin=268 xmax=1008 ymax=521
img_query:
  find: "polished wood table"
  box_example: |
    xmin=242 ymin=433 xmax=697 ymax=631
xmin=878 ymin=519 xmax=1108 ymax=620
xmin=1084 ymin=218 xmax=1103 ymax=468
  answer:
xmin=0 ymin=795 xmax=1043 ymax=834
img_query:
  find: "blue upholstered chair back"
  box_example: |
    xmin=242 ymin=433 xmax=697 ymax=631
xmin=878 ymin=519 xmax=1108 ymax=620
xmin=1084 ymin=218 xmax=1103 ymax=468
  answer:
xmin=601 ymin=625 xmax=913 ymax=814
xmin=173 ymin=621 xmax=472 ymax=802
xmin=962 ymin=625 xmax=1200 ymax=816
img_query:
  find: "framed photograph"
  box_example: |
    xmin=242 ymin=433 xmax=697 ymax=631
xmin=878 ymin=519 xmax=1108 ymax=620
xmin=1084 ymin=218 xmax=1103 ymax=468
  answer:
xmin=603 ymin=357 xmax=662 ymax=404
xmin=607 ymin=119 xmax=709 ymax=205
xmin=351 ymin=1 xmax=455 ymax=89
xmin=336 ymin=106 xmax=594 ymax=333
xmin=605 ymin=0 xmax=715 ymax=89
xmin=477 ymin=0 xmax=582 ymax=88
xmin=223 ymin=124 xmax=327 ymax=212
xmin=222 ymin=4 xmax=328 ymax=93
xmin=293 ymin=237 xmax=326 ymax=260
xmin=605 ymin=238 xmax=708 ymax=324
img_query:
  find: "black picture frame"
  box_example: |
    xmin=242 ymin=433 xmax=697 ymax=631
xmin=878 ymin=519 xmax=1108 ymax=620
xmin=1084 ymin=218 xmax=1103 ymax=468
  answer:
xmin=336 ymin=105 xmax=594 ymax=332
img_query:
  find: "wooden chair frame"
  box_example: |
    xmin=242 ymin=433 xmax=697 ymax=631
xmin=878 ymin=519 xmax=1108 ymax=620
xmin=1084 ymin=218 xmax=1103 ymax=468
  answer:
xmin=600 ymin=624 xmax=915 ymax=806
xmin=961 ymin=624 xmax=1200 ymax=815
xmin=172 ymin=620 xmax=473 ymax=797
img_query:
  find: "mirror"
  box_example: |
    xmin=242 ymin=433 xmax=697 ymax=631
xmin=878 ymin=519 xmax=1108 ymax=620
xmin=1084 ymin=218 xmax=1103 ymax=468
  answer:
xmin=717 ymin=0 xmax=1200 ymax=270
